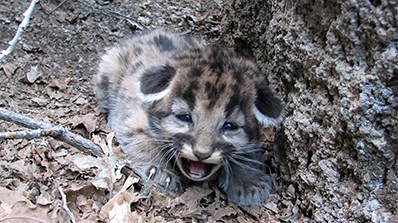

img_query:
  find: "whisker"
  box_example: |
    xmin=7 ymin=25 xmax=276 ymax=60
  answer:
xmin=149 ymin=143 xmax=173 ymax=164
xmin=171 ymin=151 xmax=182 ymax=170
xmin=231 ymin=154 xmax=264 ymax=166
xmin=158 ymin=145 xmax=177 ymax=167
xmin=233 ymin=147 xmax=264 ymax=155
xmin=221 ymin=160 xmax=232 ymax=188
xmin=171 ymin=150 xmax=179 ymax=169
xmin=157 ymin=149 xmax=172 ymax=166
xmin=165 ymin=149 xmax=177 ymax=166
xmin=130 ymin=138 xmax=173 ymax=144
xmin=228 ymin=157 xmax=263 ymax=172
xmin=152 ymin=139 xmax=174 ymax=144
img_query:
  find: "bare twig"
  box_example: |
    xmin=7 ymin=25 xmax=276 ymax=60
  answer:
xmin=79 ymin=1 xmax=149 ymax=30
xmin=0 ymin=128 xmax=61 ymax=140
xmin=58 ymin=186 xmax=77 ymax=223
xmin=0 ymin=0 xmax=39 ymax=62
xmin=48 ymin=0 xmax=69 ymax=14
xmin=0 ymin=108 xmax=104 ymax=157
xmin=0 ymin=216 xmax=47 ymax=223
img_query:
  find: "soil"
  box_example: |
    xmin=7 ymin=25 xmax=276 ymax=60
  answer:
xmin=0 ymin=0 xmax=297 ymax=222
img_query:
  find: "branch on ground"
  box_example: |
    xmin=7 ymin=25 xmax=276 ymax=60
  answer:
xmin=0 ymin=108 xmax=104 ymax=157
xmin=0 ymin=0 xmax=39 ymax=62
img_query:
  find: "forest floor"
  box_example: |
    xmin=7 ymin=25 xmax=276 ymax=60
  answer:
xmin=0 ymin=0 xmax=299 ymax=222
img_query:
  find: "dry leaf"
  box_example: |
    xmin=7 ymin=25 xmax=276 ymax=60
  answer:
xmin=0 ymin=187 xmax=52 ymax=222
xmin=75 ymin=194 xmax=96 ymax=220
xmin=46 ymin=80 xmax=67 ymax=99
xmin=1 ymin=63 xmax=18 ymax=77
xmin=74 ymin=97 xmax=89 ymax=105
xmin=32 ymin=97 xmax=48 ymax=106
xmin=70 ymin=114 xmax=97 ymax=134
xmin=212 ymin=206 xmax=238 ymax=220
xmin=287 ymin=184 xmax=296 ymax=198
xmin=100 ymin=175 xmax=140 ymax=222
xmin=264 ymin=201 xmax=279 ymax=214
xmin=190 ymin=13 xmax=210 ymax=23
xmin=36 ymin=191 xmax=53 ymax=205
xmin=108 ymin=196 xmax=132 ymax=223
xmin=26 ymin=66 xmax=42 ymax=83
xmin=170 ymin=186 xmax=213 ymax=218
xmin=68 ymin=132 xmax=126 ymax=191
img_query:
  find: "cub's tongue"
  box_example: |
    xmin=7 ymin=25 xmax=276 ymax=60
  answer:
xmin=188 ymin=160 xmax=209 ymax=178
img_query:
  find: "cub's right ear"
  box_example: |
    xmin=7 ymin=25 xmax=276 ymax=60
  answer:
xmin=253 ymin=83 xmax=284 ymax=126
xmin=138 ymin=64 xmax=176 ymax=102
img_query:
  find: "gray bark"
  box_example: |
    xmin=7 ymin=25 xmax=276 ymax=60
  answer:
xmin=221 ymin=0 xmax=397 ymax=221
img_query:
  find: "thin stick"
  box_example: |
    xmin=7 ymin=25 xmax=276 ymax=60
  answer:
xmin=0 ymin=108 xmax=104 ymax=157
xmin=58 ymin=186 xmax=77 ymax=223
xmin=48 ymin=0 xmax=69 ymax=14
xmin=0 ymin=216 xmax=46 ymax=223
xmin=0 ymin=0 xmax=39 ymax=62
xmin=0 ymin=128 xmax=61 ymax=140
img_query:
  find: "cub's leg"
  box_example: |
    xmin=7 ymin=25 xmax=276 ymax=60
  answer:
xmin=119 ymin=131 xmax=184 ymax=196
xmin=219 ymin=153 xmax=272 ymax=206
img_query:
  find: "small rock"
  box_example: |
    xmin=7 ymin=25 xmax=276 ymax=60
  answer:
xmin=137 ymin=16 xmax=152 ymax=26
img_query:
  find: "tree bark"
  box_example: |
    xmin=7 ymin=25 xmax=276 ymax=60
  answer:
xmin=221 ymin=0 xmax=397 ymax=221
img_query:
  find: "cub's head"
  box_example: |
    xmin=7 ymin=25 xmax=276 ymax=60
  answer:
xmin=138 ymin=46 xmax=283 ymax=181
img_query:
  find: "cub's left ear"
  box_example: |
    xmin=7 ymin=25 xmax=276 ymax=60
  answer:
xmin=253 ymin=83 xmax=284 ymax=126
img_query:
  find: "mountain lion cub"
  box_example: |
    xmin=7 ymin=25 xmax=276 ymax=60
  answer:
xmin=94 ymin=30 xmax=283 ymax=206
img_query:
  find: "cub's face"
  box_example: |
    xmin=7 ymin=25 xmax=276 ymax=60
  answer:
xmin=139 ymin=46 xmax=283 ymax=181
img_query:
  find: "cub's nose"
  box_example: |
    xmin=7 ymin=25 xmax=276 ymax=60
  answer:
xmin=193 ymin=150 xmax=211 ymax=161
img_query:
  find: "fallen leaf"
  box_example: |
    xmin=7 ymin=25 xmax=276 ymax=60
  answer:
xmin=0 ymin=187 xmax=52 ymax=222
xmin=46 ymin=80 xmax=67 ymax=99
xmin=262 ymin=125 xmax=276 ymax=145
xmin=108 ymin=197 xmax=132 ymax=223
xmin=100 ymin=175 xmax=140 ymax=222
xmin=0 ymin=187 xmax=28 ymax=216
xmin=75 ymin=97 xmax=89 ymax=105
xmin=264 ymin=201 xmax=279 ymax=214
xmin=1 ymin=63 xmax=19 ymax=78
xmin=67 ymin=135 xmax=126 ymax=191
xmin=32 ymin=97 xmax=48 ymax=106
xmin=213 ymin=206 xmax=238 ymax=220
xmin=170 ymin=186 xmax=213 ymax=218
xmin=22 ymin=43 xmax=41 ymax=53
xmin=70 ymin=114 xmax=97 ymax=134
xmin=287 ymin=184 xmax=296 ymax=198
xmin=26 ymin=66 xmax=42 ymax=83
xmin=36 ymin=191 xmax=53 ymax=205
xmin=190 ymin=13 xmax=210 ymax=23
xmin=237 ymin=215 xmax=249 ymax=223
xmin=76 ymin=194 xmax=96 ymax=219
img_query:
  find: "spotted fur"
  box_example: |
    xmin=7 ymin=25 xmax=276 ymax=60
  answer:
xmin=93 ymin=30 xmax=284 ymax=206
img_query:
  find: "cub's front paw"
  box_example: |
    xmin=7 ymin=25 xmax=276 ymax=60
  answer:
xmin=131 ymin=163 xmax=184 ymax=197
xmin=225 ymin=174 xmax=272 ymax=206
xmin=146 ymin=165 xmax=184 ymax=194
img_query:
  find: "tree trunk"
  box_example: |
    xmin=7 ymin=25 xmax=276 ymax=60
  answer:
xmin=221 ymin=0 xmax=397 ymax=221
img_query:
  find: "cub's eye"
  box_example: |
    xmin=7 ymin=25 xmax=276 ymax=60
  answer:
xmin=176 ymin=114 xmax=192 ymax=123
xmin=222 ymin=122 xmax=238 ymax=131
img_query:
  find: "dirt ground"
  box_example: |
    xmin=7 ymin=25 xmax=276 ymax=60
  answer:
xmin=0 ymin=0 xmax=299 ymax=222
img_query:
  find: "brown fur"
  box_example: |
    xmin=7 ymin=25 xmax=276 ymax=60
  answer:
xmin=94 ymin=30 xmax=283 ymax=206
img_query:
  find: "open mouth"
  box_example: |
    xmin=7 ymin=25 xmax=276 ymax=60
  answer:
xmin=176 ymin=158 xmax=221 ymax=181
